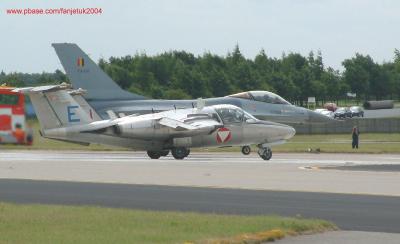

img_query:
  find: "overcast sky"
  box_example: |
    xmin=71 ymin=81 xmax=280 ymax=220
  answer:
xmin=0 ymin=0 xmax=399 ymax=73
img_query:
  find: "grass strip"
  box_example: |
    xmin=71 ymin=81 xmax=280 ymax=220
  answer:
xmin=0 ymin=202 xmax=336 ymax=244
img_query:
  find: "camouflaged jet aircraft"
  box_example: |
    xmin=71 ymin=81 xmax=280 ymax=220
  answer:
xmin=15 ymin=84 xmax=295 ymax=160
xmin=52 ymin=43 xmax=331 ymax=124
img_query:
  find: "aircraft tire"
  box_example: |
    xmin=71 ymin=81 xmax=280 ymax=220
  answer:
xmin=172 ymin=147 xmax=187 ymax=160
xmin=184 ymin=149 xmax=190 ymax=157
xmin=258 ymin=148 xmax=272 ymax=160
xmin=160 ymin=150 xmax=169 ymax=157
xmin=147 ymin=151 xmax=161 ymax=159
xmin=241 ymin=146 xmax=251 ymax=155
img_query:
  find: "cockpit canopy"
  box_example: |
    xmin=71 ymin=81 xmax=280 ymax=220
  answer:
xmin=228 ymin=91 xmax=291 ymax=105
xmin=210 ymin=105 xmax=257 ymax=124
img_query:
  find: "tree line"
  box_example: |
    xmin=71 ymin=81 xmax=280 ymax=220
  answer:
xmin=1 ymin=45 xmax=400 ymax=104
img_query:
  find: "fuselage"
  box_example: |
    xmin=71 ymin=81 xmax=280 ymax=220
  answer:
xmin=88 ymin=96 xmax=325 ymax=125
xmin=44 ymin=104 xmax=295 ymax=151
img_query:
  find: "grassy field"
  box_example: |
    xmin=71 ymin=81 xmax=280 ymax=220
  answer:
xmin=1 ymin=119 xmax=399 ymax=153
xmin=0 ymin=202 xmax=335 ymax=244
xmin=272 ymin=133 xmax=400 ymax=153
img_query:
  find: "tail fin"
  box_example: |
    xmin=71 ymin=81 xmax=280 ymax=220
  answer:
xmin=70 ymin=89 xmax=102 ymax=121
xmin=15 ymin=84 xmax=99 ymax=130
xmin=52 ymin=43 xmax=145 ymax=100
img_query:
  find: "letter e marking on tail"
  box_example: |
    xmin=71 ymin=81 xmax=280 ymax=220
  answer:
xmin=67 ymin=105 xmax=80 ymax=123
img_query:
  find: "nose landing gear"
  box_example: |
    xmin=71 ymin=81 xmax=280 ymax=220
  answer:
xmin=258 ymin=147 xmax=272 ymax=160
xmin=241 ymin=146 xmax=251 ymax=155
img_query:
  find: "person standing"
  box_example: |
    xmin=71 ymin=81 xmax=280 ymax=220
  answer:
xmin=12 ymin=123 xmax=25 ymax=144
xmin=352 ymin=126 xmax=359 ymax=149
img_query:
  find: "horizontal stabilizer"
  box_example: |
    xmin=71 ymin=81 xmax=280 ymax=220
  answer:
xmin=13 ymin=83 xmax=71 ymax=94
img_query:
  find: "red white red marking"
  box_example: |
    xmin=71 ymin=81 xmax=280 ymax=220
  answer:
xmin=216 ymin=127 xmax=232 ymax=143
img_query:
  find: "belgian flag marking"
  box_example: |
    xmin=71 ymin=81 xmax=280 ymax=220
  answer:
xmin=77 ymin=57 xmax=85 ymax=67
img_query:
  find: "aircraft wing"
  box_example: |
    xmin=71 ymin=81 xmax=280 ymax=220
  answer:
xmin=158 ymin=116 xmax=223 ymax=135
xmin=158 ymin=117 xmax=197 ymax=130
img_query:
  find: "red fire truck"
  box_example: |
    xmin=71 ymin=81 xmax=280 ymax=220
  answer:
xmin=0 ymin=86 xmax=32 ymax=145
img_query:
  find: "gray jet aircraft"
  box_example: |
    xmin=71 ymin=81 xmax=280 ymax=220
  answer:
xmin=52 ymin=43 xmax=331 ymax=124
xmin=15 ymin=84 xmax=295 ymax=160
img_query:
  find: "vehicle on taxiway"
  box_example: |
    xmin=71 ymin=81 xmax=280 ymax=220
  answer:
xmin=349 ymin=106 xmax=364 ymax=117
xmin=334 ymin=107 xmax=353 ymax=119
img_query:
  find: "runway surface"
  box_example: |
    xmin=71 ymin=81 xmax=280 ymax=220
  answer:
xmin=1 ymin=179 xmax=400 ymax=233
xmin=279 ymin=231 xmax=400 ymax=244
xmin=1 ymin=151 xmax=400 ymax=196
xmin=1 ymin=150 xmax=400 ymax=234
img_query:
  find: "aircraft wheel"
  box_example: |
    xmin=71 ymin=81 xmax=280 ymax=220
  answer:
xmin=160 ymin=150 xmax=169 ymax=157
xmin=172 ymin=147 xmax=188 ymax=160
xmin=184 ymin=149 xmax=190 ymax=157
xmin=241 ymin=146 xmax=251 ymax=155
xmin=147 ymin=151 xmax=161 ymax=159
xmin=258 ymin=147 xmax=272 ymax=160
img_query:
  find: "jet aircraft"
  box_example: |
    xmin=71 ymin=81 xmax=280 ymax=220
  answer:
xmin=15 ymin=84 xmax=295 ymax=160
xmin=52 ymin=43 xmax=331 ymax=124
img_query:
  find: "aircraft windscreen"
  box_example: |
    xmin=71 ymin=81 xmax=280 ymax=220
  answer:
xmin=243 ymin=110 xmax=257 ymax=120
xmin=228 ymin=91 xmax=291 ymax=105
xmin=228 ymin=92 xmax=252 ymax=100
xmin=210 ymin=113 xmax=222 ymax=123
xmin=249 ymin=91 xmax=291 ymax=105
xmin=215 ymin=107 xmax=244 ymax=124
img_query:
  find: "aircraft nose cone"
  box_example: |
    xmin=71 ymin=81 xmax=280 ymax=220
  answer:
xmin=283 ymin=125 xmax=296 ymax=140
xmin=308 ymin=110 xmax=334 ymax=123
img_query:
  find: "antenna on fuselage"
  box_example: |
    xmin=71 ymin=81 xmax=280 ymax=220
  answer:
xmin=197 ymin=98 xmax=205 ymax=110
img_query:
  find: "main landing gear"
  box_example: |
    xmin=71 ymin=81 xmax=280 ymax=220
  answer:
xmin=146 ymin=147 xmax=190 ymax=160
xmin=258 ymin=146 xmax=272 ymax=160
xmin=171 ymin=147 xmax=190 ymax=160
xmin=147 ymin=150 xmax=170 ymax=159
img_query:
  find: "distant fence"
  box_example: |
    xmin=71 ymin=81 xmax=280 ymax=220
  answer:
xmin=291 ymin=118 xmax=400 ymax=134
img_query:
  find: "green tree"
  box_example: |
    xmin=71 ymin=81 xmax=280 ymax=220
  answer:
xmin=342 ymin=54 xmax=373 ymax=99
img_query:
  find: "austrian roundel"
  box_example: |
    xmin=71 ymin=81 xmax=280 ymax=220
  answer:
xmin=216 ymin=127 xmax=232 ymax=143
